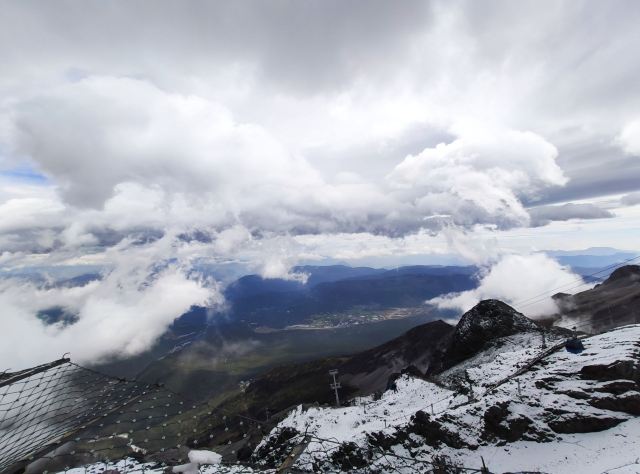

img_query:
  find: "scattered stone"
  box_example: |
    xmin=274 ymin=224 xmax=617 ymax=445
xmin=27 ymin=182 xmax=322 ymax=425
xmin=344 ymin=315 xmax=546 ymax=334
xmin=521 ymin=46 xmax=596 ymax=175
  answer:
xmin=557 ymin=389 xmax=591 ymax=400
xmin=408 ymin=410 xmax=466 ymax=448
xmin=250 ymin=426 xmax=299 ymax=468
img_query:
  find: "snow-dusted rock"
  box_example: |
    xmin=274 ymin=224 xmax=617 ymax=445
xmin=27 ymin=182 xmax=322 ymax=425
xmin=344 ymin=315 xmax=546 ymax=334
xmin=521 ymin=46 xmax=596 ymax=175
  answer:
xmin=188 ymin=449 xmax=222 ymax=465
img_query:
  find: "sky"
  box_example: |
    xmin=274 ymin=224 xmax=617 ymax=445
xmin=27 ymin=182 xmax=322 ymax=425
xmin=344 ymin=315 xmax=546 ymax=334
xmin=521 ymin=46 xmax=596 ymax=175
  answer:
xmin=1 ymin=0 xmax=640 ymax=367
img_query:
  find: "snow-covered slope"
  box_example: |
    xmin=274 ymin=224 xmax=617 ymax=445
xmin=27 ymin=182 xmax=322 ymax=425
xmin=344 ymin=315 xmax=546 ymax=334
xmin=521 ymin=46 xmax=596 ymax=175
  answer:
xmin=55 ymin=318 xmax=639 ymax=474
xmin=254 ymin=324 xmax=640 ymax=473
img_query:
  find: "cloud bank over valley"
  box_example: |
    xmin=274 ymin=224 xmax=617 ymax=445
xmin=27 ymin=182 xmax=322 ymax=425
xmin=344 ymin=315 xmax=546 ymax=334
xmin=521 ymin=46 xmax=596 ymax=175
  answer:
xmin=1 ymin=0 xmax=640 ymax=367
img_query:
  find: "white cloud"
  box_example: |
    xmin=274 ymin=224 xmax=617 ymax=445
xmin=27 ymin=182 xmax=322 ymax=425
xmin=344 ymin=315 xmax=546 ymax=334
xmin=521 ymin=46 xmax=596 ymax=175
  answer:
xmin=387 ymin=128 xmax=567 ymax=230
xmin=429 ymin=253 xmax=584 ymax=317
xmin=1 ymin=77 xmax=572 ymax=242
xmin=7 ymin=76 xmax=322 ymax=209
xmin=617 ymin=119 xmax=640 ymax=156
xmin=0 ymin=235 xmax=221 ymax=368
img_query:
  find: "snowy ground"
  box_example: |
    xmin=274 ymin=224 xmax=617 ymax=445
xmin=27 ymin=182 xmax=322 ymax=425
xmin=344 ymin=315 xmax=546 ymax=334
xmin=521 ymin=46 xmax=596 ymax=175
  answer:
xmin=450 ymin=418 xmax=640 ymax=474
xmin=277 ymin=376 xmax=461 ymax=444
xmin=259 ymin=324 xmax=640 ymax=473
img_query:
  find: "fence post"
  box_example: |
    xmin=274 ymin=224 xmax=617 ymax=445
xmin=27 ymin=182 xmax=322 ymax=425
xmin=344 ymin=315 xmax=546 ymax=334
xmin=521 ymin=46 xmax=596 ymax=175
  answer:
xmin=480 ymin=456 xmax=490 ymax=474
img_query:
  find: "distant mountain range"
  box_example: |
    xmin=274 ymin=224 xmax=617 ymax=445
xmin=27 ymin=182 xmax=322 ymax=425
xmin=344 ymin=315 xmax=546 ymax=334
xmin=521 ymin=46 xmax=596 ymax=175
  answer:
xmin=543 ymin=247 xmax=637 ymax=276
xmin=94 ymin=257 xmax=638 ymax=383
xmin=222 ymin=264 xmax=477 ymax=328
xmin=128 ymin=265 xmax=479 ymax=398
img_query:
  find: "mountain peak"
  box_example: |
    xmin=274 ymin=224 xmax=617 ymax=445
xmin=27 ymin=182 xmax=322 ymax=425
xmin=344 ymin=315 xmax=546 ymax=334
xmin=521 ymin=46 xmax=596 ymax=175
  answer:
xmin=456 ymin=299 xmax=537 ymax=335
xmin=604 ymin=265 xmax=640 ymax=283
xmin=443 ymin=299 xmax=539 ymax=368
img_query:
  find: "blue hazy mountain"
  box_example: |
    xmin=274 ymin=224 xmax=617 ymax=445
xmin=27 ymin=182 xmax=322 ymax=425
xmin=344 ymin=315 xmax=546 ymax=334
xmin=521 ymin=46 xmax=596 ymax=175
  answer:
xmin=222 ymin=265 xmax=477 ymax=328
xmin=544 ymin=247 xmax=636 ymax=269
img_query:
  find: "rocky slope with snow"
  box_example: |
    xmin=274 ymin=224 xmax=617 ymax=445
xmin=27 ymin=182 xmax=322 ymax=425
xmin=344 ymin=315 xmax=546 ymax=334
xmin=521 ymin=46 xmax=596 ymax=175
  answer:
xmin=253 ymin=321 xmax=640 ymax=473
xmin=553 ymin=264 xmax=640 ymax=333
xmin=51 ymin=299 xmax=640 ymax=474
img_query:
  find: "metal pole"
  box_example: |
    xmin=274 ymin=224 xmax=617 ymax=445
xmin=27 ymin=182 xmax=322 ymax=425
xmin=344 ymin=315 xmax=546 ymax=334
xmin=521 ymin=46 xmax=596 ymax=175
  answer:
xmin=329 ymin=370 xmax=341 ymax=407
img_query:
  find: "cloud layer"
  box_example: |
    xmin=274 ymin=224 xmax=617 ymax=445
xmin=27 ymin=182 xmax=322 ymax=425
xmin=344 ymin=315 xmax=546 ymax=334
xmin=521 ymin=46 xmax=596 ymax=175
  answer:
xmin=1 ymin=76 xmax=572 ymax=243
xmin=528 ymin=203 xmax=614 ymax=227
xmin=0 ymin=1 xmax=639 ymax=368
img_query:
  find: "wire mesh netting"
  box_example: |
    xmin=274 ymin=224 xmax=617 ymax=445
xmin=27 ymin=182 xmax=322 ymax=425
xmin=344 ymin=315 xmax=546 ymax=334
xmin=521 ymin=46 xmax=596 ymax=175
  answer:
xmin=6 ymin=317 xmax=619 ymax=473
xmin=0 ymin=358 xmax=492 ymax=473
xmin=0 ymin=359 xmax=223 ymax=473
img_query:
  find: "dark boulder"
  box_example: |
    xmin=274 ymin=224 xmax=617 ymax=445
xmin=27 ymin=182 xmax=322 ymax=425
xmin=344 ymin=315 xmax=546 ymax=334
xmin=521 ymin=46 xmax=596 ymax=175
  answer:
xmin=589 ymin=392 xmax=640 ymax=416
xmin=434 ymin=300 xmax=539 ymax=372
xmin=595 ymin=380 xmax=639 ymax=395
xmin=565 ymin=337 xmax=585 ymax=353
xmin=547 ymin=413 xmax=625 ymax=433
xmin=483 ymin=402 xmax=540 ymax=442
xmin=580 ymin=361 xmax=640 ymax=382
xmin=408 ymin=410 xmax=466 ymax=448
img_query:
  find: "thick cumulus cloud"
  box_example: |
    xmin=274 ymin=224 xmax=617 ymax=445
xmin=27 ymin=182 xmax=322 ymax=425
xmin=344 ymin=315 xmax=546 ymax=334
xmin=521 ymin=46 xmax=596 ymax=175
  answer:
xmin=387 ymin=129 xmax=567 ymax=230
xmin=7 ymin=76 xmax=322 ymax=209
xmin=429 ymin=254 xmax=584 ymax=317
xmin=528 ymin=202 xmax=614 ymax=227
xmin=2 ymin=76 xmax=569 ymax=240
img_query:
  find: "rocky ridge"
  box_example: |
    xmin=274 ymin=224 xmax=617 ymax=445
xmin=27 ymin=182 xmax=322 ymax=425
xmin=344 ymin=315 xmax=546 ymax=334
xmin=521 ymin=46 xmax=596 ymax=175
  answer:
xmin=553 ymin=264 xmax=640 ymax=332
